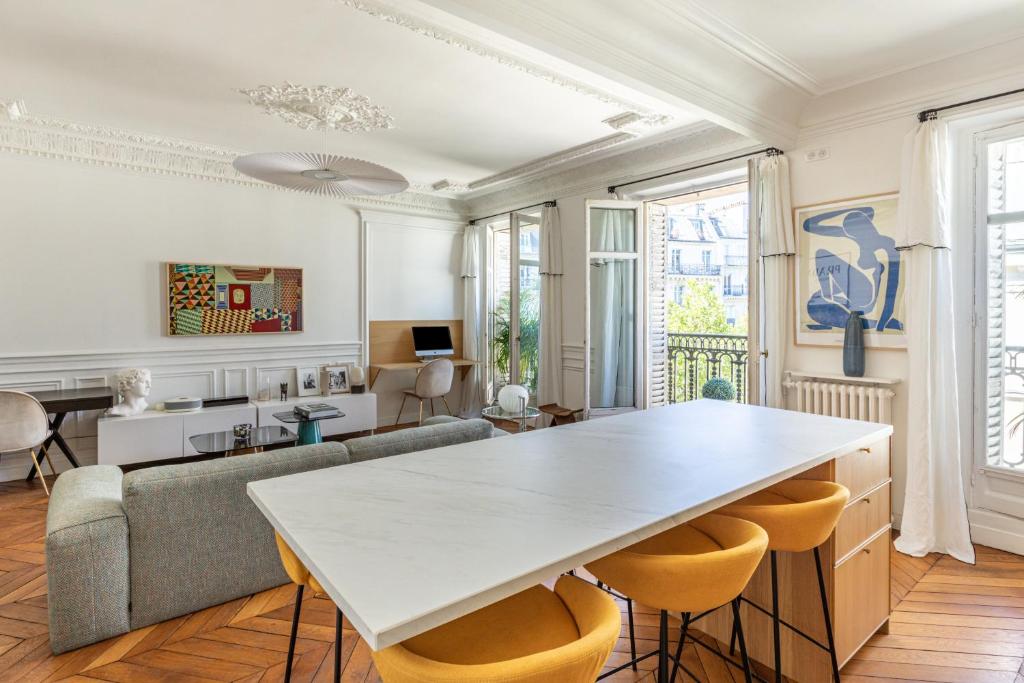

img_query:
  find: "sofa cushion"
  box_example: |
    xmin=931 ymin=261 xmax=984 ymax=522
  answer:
xmin=46 ymin=466 xmax=130 ymax=654
xmin=344 ymin=418 xmax=494 ymax=462
xmin=122 ymin=442 xmax=349 ymax=629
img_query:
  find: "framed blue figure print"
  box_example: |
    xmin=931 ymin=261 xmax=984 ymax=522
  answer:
xmin=794 ymin=193 xmax=906 ymax=348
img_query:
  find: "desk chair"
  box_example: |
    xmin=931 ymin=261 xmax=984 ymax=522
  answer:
xmin=396 ymin=358 xmax=454 ymax=425
xmin=0 ymin=391 xmax=55 ymax=495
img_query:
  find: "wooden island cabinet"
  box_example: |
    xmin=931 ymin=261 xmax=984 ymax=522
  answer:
xmin=702 ymin=436 xmax=893 ymax=681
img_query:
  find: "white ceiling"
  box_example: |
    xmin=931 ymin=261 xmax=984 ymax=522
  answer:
xmin=2 ymin=0 xmax=1022 ymax=199
xmin=0 ymin=0 xmax=698 ymax=193
xmin=687 ymin=0 xmax=1024 ymax=93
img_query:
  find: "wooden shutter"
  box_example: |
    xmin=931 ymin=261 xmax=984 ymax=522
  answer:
xmin=647 ymin=202 xmax=668 ymax=407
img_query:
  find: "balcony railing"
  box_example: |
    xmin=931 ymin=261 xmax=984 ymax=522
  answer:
xmin=1002 ymin=345 xmax=1024 ymax=470
xmin=666 ymin=332 xmax=748 ymax=404
xmin=667 ymin=264 xmax=721 ymax=276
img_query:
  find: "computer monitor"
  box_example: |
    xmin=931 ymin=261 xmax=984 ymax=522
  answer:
xmin=411 ymin=326 xmax=455 ymax=359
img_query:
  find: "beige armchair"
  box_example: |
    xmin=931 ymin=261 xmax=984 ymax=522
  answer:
xmin=0 ymin=390 xmax=55 ymax=495
xmin=396 ymin=359 xmax=455 ymax=425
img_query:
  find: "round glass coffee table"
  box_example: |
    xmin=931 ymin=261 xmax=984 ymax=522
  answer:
xmin=189 ymin=426 xmax=298 ymax=456
xmin=272 ymin=411 xmax=345 ymax=445
xmin=481 ymin=405 xmax=541 ymax=433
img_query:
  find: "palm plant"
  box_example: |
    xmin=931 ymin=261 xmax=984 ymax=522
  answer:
xmin=490 ymin=286 xmax=540 ymax=394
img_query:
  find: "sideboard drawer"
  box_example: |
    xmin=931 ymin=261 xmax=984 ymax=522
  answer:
xmin=834 ymin=530 xmax=890 ymax=664
xmin=835 ymin=482 xmax=891 ymax=561
xmin=835 ymin=438 xmax=890 ymax=500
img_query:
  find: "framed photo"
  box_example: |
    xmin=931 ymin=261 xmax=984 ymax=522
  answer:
xmin=296 ymin=366 xmax=321 ymax=397
xmin=794 ymin=193 xmax=906 ymax=348
xmin=320 ymin=364 xmax=351 ymax=395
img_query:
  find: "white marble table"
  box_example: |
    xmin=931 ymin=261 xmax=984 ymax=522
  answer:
xmin=247 ymin=400 xmax=891 ymax=650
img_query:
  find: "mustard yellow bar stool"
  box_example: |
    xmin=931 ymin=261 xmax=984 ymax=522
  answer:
xmin=371 ymin=575 xmax=620 ymax=682
xmin=719 ymin=479 xmax=850 ymax=683
xmin=585 ymin=513 xmax=768 ymax=682
xmin=275 ymin=533 xmax=344 ymax=683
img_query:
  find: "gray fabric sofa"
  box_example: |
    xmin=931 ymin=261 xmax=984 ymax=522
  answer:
xmin=45 ymin=418 xmax=496 ymax=653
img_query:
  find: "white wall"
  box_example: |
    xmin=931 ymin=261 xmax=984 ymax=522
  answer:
xmin=0 ymin=155 xmax=463 ymax=478
xmin=363 ymin=211 xmax=465 ymax=424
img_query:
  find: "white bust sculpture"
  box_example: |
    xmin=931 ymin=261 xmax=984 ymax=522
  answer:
xmin=107 ymin=368 xmax=152 ymax=417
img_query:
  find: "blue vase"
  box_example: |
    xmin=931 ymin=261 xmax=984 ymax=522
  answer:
xmin=843 ymin=311 xmax=865 ymax=377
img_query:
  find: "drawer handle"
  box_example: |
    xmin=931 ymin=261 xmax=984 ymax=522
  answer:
xmin=862 ymin=548 xmax=872 ymax=555
xmin=859 ymin=447 xmax=872 ymax=454
xmin=860 ymin=497 xmax=872 ymax=505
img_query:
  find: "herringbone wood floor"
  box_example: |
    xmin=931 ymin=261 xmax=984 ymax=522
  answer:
xmin=0 ymin=478 xmax=1022 ymax=682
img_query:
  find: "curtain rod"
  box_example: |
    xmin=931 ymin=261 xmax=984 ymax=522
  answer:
xmin=468 ymin=200 xmax=556 ymax=225
xmin=918 ymin=86 xmax=1024 ymax=122
xmin=607 ymin=147 xmax=783 ymax=195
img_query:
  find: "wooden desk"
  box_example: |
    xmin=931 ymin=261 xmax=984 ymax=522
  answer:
xmin=248 ymin=401 xmax=891 ymax=653
xmin=367 ymin=359 xmax=479 ymax=390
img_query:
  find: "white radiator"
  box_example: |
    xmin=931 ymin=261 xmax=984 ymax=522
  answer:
xmin=783 ymin=376 xmax=895 ymax=424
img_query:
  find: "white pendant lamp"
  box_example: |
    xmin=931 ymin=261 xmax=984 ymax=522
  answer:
xmin=234 ymin=83 xmax=408 ymax=197
xmin=232 ymin=152 xmax=408 ymax=197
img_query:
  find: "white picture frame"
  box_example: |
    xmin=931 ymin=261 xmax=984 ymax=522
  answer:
xmin=296 ymin=366 xmax=321 ymax=397
xmin=321 ymin=363 xmax=352 ymax=395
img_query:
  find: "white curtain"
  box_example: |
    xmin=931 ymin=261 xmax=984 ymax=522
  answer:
xmin=459 ymin=224 xmax=486 ymax=417
xmin=590 ymin=209 xmax=635 ymax=408
xmin=538 ymin=206 xmax=563 ymax=422
xmin=893 ymin=119 xmax=975 ymax=563
xmin=757 ymin=154 xmax=795 ymax=409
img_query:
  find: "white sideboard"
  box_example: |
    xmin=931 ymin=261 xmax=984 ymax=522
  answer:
xmin=97 ymin=403 xmax=257 ymax=466
xmin=254 ymin=394 xmax=377 ymax=437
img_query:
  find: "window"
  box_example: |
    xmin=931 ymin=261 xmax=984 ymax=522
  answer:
xmin=979 ymin=131 xmax=1024 ymax=474
xmin=670 ymin=250 xmax=682 ymax=272
xmin=701 ymin=250 xmax=712 ymax=269
xmin=487 ymin=212 xmax=540 ymax=402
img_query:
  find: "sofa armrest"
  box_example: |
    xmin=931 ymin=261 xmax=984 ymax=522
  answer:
xmin=45 ymin=466 xmax=130 ymax=654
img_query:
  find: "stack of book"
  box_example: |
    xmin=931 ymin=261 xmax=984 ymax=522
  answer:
xmin=294 ymin=403 xmax=341 ymax=419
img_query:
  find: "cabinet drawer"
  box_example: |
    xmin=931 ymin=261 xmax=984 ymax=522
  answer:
xmin=835 ymin=438 xmax=890 ymax=500
xmin=834 ymin=530 xmax=890 ymax=664
xmin=835 ymin=482 xmax=890 ymax=561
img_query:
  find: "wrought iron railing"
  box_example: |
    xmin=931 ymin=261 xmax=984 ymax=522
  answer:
xmin=667 ymin=264 xmax=722 ymax=276
xmin=1003 ymin=346 xmax=1024 ymax=469
xmin=667 ymin=333 xmax=748 ymax=404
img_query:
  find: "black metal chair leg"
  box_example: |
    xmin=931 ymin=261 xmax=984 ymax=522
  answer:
xmin=626 ymin=597 xmax=638 ymax=671
xmin=285 ymin=584 xmax=304 ymax=683
xmin=770 ymin=550 xmax=782 ymax=683
xmin=729 ymin=613 xmax=738 ymax=656
xmin=657 ymin=610 xmax=670 ymax=682
xmin=814 ymin=546 xmax=841 ymax=682
xmin=670 ymin=611 xmax=690 ymax=682
xmin=334 ymin=607 xmax=343 ymax=683
xmin=731 ymin=598 xmax=754 ymax=683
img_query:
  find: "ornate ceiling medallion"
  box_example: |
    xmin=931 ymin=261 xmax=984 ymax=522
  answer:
xmin=239 ymin=83 xmax=394 ymax=132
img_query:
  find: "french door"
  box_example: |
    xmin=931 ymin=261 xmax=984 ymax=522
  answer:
xmin=585 ymin=200 xmax=645 ymax=417
xmin=972 ymin=122 xmax=1024 ymax=536
xmin=487 ymin=212 xmax=540 ymax=402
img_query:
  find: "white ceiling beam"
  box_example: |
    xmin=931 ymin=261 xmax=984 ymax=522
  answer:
xmin=415 ymin=0 xmax=807 ymax=147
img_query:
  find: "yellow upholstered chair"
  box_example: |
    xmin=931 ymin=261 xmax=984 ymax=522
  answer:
xmin=275 ymin=533 xmax=344 ymax=683
xmin=371 ymin=575 xmax=620 ymax=683
xmin=585 ymin=513 xmax=768 ymax=683
xmin=719 ymin=479 xmax=850 ymax=683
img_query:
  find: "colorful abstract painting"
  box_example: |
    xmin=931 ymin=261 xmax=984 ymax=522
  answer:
xmin=167 ymin=263 xmax=303 ymax=336
xmin=794 ymin=194 xmax=905 ymax=348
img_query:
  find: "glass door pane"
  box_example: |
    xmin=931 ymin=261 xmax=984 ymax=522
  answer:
xmin=489 ymin=225 xmax=512 ymax=401
xmin=589 ymin=257 xmax=636 ymax=408
xmin=516 ymin=213 xmax=541 ymax=397
xmin=986 ymin=136 xmax=1024 ymax=473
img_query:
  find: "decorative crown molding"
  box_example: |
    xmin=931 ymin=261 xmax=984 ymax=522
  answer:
xmin=0 ymin=100 xmax=464 ymax=220
xmin=467 ymin=132 xmax=636 ymax=190
xmin=335 ymin=0 xmax=672 ymax=128
xmin=239 ymin=83 xmax=395 ymax=132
